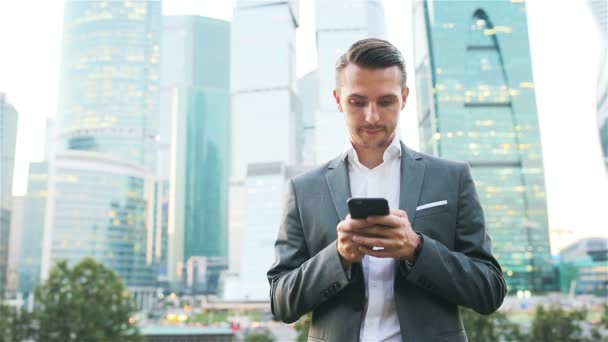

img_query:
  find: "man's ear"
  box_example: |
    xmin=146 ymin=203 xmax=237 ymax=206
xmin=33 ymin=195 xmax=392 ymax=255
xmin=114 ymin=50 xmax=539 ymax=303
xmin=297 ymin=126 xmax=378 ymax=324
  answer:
xmin=333 ymin=89 xmax=343 ymax=112
xmin=400 ymin=86 xmax=410 ymax=110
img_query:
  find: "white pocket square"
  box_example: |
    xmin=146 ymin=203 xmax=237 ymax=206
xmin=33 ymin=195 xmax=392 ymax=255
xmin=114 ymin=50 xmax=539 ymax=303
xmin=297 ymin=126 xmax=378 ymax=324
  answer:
xmin=416 ymin=200 xmax=448 ymax=211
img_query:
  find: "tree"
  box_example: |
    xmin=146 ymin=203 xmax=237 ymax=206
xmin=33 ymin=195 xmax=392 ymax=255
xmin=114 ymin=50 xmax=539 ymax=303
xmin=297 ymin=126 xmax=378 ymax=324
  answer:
xmin=295 ymin=313 xmax=311 ymax=342
xmin=529 ymin=305 xmax=588 ymax=342
xmin=460 ymin=307 xmax=524 ymax=342
xmin=246 ymin=329 xmax=274 ymax=342
xmin=0 ymin=301 xmax=35 ymax=342
xmin=35 ymin=258 xmax=142 ymax=342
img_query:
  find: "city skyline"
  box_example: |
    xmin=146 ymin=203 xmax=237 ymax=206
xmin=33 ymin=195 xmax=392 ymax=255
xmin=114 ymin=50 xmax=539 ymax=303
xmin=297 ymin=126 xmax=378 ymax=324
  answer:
xmin=0 ymin=0 xmax=606 ymax=256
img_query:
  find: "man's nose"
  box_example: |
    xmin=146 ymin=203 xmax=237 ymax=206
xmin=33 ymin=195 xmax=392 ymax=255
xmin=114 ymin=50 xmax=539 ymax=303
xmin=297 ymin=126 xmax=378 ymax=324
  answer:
xmin=365 ymin=102 xmax=380 ymax=124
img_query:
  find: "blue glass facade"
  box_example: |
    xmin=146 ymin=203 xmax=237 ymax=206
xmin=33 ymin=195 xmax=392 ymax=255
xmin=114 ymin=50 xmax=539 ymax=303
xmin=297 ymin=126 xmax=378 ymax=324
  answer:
xmin=413 ymin=0 xmax=554 ymax=292
xmin=0 ymin=93 xmax=18 ymax=296
xmin=42 ymin=1 xmax=161 ymax=289
xmin=46 ymin=152 xmax=155 ymax=287
xmin=57 ymin=0 xmax=160 ymax=171
xmin=559 ymin=238 xmax=608 ymax=296
xmin=163 ymin=16 xmax=230 ymax=293
xmin=18 ymin=162 xmax=48 ymax=294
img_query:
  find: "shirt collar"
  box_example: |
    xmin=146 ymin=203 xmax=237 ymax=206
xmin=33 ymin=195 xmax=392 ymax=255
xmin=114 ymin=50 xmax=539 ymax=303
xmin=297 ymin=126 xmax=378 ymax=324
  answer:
xmin=342 ymin=134 xmax=402 ymax=167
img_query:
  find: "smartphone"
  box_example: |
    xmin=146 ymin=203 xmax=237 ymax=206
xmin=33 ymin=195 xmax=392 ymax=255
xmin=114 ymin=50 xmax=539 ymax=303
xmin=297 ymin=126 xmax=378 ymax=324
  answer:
xmin=347 ymin=198 xmax=390 ymax=219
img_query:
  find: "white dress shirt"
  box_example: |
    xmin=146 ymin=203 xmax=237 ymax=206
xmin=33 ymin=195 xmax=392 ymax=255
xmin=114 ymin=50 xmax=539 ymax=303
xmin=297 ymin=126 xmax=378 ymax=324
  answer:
xmin=345 ymin=135 xmax=402 ymax=342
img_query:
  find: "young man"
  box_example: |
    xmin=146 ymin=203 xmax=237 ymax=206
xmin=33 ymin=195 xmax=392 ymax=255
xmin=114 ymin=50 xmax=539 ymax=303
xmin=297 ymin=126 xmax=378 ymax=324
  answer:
xmin=267 ymin=38 xmax=506 ymax=341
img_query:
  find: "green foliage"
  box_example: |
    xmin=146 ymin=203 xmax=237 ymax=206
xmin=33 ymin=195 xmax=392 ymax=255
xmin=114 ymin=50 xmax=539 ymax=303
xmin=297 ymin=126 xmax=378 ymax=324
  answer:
xmin=295 ymin=313 xmax=311 ymax=342
xmin=0 ymin=302 xmax=35 ymax=342
xmin=529 ymin=305 xmax=593 ymax=342
xmin=246 ymin=329 xmax=275 ymax=342
xmin=460 ymin=307 xmax=524 ymax=342
xmin=192 ymin=311 xmax=230 ymax=324
xmin=35 ymin=258 xmax=142 ymax=342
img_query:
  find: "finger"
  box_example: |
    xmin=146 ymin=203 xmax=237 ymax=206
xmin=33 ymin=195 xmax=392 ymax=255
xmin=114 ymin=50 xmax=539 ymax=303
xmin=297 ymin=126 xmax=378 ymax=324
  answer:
xmin=391 ymin=209 xmax=408 ymax=218
xmin=346 ymin=219 xmax=375 ymax=233
xmin=356 ymin=225 xmax=393 ymax=237
xmin=366 ymin=214 xmax=407 ymax=228
xmin=352 ymin=235 xmax=394 ymax=248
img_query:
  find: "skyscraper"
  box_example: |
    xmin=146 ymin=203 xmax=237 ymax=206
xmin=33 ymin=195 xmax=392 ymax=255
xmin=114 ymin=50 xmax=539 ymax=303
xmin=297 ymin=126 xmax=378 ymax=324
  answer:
xmin=589 ymin=0 xmax=608 ymax=170
xmin=6 ymin=195 xmax=23 ymax=294
xmin=224 ymin=162 xmax=311 ymax=300
xmin=313 ymin=0 xmax=386 ymax=163
xmin=42 ymin=1 xmax=161 ymax=297
xmin=18 ymin=162 xmax=48 ymax=294
xmin=413 ymin=0 xmax=554 ymax=292
xmin=0 ymin=92 xmax=18 ymax=296
xmin=161 ymin=16 xmax=231 ymax=293
xmin=230 ymin=0 xmax=300 ymax=179
xmin=228 ymin=0 xmax=300 ymax=292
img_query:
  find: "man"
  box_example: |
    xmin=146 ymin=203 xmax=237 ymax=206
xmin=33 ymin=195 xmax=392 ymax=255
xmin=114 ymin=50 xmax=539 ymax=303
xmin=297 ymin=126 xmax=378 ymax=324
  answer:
xmin=267 ymin=38 xmax=506 ymax=342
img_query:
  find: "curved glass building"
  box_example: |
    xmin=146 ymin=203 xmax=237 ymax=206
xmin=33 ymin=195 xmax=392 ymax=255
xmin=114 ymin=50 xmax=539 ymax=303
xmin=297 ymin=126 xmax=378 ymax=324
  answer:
xmin=56 ymin=1 xmax=160 ymax=170
xmin=413 ymin=0 xmax=555 ymax=293
xmin=41 ymin=1 xmax=161 ymax=294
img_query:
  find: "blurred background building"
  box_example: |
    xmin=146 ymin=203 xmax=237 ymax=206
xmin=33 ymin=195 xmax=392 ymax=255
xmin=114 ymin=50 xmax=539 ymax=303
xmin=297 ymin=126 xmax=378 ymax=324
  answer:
xmin=161 ymin=15 xmax=231 ymax=294
xmin=412 ymin=0 xmax=555 ymax=293
xmin=0 ymin=92 xmax=18 ymax=297
xmin=589 ymin=0 xmax=608 ymax=171
xmin=40 ymin=1 xmax=162 ymax=306
xmin=558 ymin=237 xmax=607 ymax=296
xmin=228 ymin=0 xmax=301 ymax=295
xmin=312 ymin=0 xmax=387 ymax=164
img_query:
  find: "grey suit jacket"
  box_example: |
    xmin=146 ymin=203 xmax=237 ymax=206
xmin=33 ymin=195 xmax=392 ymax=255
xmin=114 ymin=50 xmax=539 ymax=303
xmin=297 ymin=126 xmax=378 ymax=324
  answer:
xmin=267 ymin=143 xmax=507 ymax=342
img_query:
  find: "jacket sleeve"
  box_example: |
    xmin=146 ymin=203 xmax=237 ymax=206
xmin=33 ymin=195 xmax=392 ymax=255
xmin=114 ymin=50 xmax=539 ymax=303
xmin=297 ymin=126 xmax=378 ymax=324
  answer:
xmin=267 ymin=179 xmax=351 ymax=323
xmin=399 ymin=163 xmax=507 ymax=314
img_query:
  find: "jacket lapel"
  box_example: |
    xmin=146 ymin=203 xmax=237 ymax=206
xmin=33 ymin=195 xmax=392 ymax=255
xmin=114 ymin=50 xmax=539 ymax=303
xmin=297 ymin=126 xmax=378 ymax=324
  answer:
xmin=399 ymin=143 xmax=426 ymax=224
xmin=326 ymin=154 xmax=352 ymax=221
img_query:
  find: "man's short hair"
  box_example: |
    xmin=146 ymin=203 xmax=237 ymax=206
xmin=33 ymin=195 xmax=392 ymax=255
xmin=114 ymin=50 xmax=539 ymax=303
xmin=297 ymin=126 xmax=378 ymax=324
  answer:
xmin=335 ymin=38 xmax=407 ymax=88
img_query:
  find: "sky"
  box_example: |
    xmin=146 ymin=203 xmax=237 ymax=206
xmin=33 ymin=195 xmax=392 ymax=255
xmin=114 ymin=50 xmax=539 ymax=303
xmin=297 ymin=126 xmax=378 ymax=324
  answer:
xmin=0 ymin=0 xmax=606 ymax=254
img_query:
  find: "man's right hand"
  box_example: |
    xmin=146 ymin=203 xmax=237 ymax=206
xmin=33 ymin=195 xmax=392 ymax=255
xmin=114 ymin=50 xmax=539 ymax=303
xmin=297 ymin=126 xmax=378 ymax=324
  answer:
xmin=336 ymin=214 xmax=369 ymax=267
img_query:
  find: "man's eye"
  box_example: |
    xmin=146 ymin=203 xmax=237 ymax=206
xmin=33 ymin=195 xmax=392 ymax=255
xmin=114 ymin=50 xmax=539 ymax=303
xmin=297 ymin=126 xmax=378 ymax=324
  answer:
xmin=349 ymin=100 xmax=366 ymax=107
xmin=379 ymin=100 xmax=394 ymax=106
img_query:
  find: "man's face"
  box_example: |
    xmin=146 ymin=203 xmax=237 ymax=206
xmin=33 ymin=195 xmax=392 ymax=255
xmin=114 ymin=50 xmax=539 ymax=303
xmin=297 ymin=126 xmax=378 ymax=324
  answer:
xmin=333 ymin=64 xmax=409 ymax=152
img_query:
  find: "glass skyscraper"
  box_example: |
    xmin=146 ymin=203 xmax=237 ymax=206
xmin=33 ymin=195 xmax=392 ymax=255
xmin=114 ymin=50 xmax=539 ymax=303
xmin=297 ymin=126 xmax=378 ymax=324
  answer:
xmin=224 ymin=163 xmax=310 ymax=300
xmin=228 ymin=0 xmax=300 ymax=293
xmin=413 ymin=0 xmax=554 ymax=292
xmin=162 ymin=16 xmax=231 ymax=293
xmin=41 ymin=1 xmax=161 ymax=294
xmin=590 ymin=0 xmax=608 ymax=170
xmin=230 ymin=0 xmax=300 ymax=179
xmin=313 ymin=0 xmax=386 ymax=163
xmin=18 ymin=162 xmax=48 ymax=294
xmin=0 ymin=92 xmax=19 ymax=296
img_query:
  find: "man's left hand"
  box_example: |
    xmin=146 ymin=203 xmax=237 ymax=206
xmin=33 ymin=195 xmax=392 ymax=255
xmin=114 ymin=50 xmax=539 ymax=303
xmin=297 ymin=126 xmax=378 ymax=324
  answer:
xmin=351 ymin=209 xmax=421 ymax=261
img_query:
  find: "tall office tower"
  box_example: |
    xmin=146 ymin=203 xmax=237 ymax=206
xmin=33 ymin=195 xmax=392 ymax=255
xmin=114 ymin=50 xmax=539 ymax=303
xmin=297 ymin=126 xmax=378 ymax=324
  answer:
xmin=231 ymin=0 xmax=300 ymax=179
xmin=161 ymin=16 xmax=231 ymax=294
xmin=224 ymin=163 xmax=310 ymax=300
xmin=6 ymin=196 xmax=23 ymax=294
xmin=228 ymin=0 xmax=300 ymax=289
xmin=41 ymin=1 xmax=161 ymax=301
xmin=18 ymin=162 xmax=48 ymax=294
xmin=590 ymin=0 xmax=608 ymax=170
xmin=313 ymin=0 xmax=386 ymax=163
xmin=0 ymin=93 xmax=18 ymax=296
xmin=297 ymin=70 xmax=319 ymax=164
xmin=413 ymin=0 xmax=554 ymax=292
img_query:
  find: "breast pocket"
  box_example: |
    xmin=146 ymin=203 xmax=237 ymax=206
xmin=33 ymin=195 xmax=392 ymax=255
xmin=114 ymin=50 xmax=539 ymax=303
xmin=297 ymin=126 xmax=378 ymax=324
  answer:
xmin=415 ymin=201 xmax=449 ymax=218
